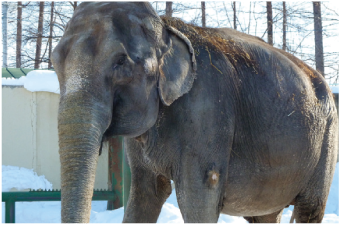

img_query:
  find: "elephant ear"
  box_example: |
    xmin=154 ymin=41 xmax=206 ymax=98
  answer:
xmin=158 ymin=25 xmax=197 ymax=106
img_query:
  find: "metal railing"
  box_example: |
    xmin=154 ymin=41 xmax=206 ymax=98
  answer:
xmin=2 ymin=189 xmax=116 ymax=223
xmin=2 ymin=137 xmax=131 ymax=223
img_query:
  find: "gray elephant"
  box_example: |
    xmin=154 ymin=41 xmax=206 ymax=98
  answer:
xmin=51 ymin=2 xmax=338 ymax=223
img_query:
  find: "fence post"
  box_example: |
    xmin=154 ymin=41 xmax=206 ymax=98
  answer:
xmin=107 ymin=136 xmax=124 ymax=210
xmin=5 ymin=200 xmax=15 ymax=223
xmin=123 ymin=139 xmax=131 ymax=212
xmin=106 ymin=136 xmax=131 ymax=211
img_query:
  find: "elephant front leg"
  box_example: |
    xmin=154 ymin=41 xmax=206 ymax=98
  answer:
xmin=123 ymin=165 xmax=172 ymax=223
xmin=174 ymin=158 xmax=226 ymax=223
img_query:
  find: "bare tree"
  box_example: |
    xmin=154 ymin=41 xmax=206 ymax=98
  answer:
xmin=2 ymin=2 xmax=76 ymax=68
xmin=247 ymin=2 xmax=252 ymax=34
xmin=282 ymin=2 xmax=287 ymax=51
xmin=201 ymin=2 xmax=206 ymax=27
xmin=166 ymin=2 xmax=173 ymax=17
xmin=15 ymin=2 xmax=73 ymax=68
xmin=267 ymin=1 xmax=273 ymax=45
xmin=16 ymin=1 xmax=22 ymax=67
xmin=69 ymin=1 xmax=77 ymax=11
xmin=2 ymin=2 xmax=8 ymax=67
xmin=313 ymin=2 xmax=324 ymax=76
xmin=2 ymin=1 xmax=338 ymax=83
xmin=233 ymin=2 xmax=237 ymax=30
xmin=48 ymin=2 xmax=54 ymax=69
xmin=34 ymin=1 xmax=45 ymax=69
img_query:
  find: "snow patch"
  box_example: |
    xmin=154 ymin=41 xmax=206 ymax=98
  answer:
xmin=2 ymin=76 xmax=27 ymax=86
xmin=2 ymin=165 xmax=53 ymax=191
xmin=2 ymin=70 xmax=60 ymax=94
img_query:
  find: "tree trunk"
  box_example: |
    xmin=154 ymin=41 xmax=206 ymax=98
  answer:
xmin=16 ymin=2 xmax=23 ymax=68
xmin=201 ymin=2 xmax=206 ymax=27
xmin=313 ymin=2 xmax=324 ymax=76
xmin=34 ymin=1 xmax=45 ymax=69
xmin=2 ymin=2 xmax=8 ymax=67
xmin=166 ymin=2 xmax=173 ymax=17
xmin=233 ymin=2 xmax=237 ymax=30
xmin=247 ymin=2 xmax=252 ymax=34
xmin=282 ymin=2 xmax=287 ymax=51
xmin=70 ymin=1 xmax=77 ymax=11
xmin=267 ymin=2 xmax=273 ymax=46
xmin=48 ymin=2 xmax=54 ymax=69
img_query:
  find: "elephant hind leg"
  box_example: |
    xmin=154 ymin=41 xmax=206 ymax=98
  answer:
xmin=294 ymin=117 xmax=337 ymax=223
xmin=243 ymin=209 xmax=284 ymax=223
xmin=294 ymin=197 xmax=326 ymax=223
xmin=293 ymin=175 xmax=330 ymax=223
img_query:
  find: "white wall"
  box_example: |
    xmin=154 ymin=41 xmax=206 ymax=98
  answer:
xmin=2 ymin=86 xmax=109 ymax=189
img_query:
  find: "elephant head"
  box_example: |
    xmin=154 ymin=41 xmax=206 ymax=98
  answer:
xmin=51 ymin=2 xmax=196 ymax=222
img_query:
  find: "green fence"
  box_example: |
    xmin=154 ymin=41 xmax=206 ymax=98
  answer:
xmin=2 ymin=68 xmax=55 ymax=78
xmin=2 ymin=137 xmax=131 ymax=223
xmin=2 ymin=189 xmax=115 ymax=223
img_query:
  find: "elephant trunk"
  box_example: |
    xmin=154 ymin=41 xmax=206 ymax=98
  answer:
xmin=58 ymin=96 xmax=110 ymax=222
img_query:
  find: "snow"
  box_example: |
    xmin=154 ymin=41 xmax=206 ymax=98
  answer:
xmin=2 ymin=164 xmax=339 ymax=223
xmin=1 ymin=76 xmax=27 ymax=86
xmin=2 ymin=166 xmax=53 ymax=192
xmin=2 ymin=70 xmax=60 ymax=94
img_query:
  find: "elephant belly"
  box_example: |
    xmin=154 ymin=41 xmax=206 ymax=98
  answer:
xmin=221 ymin=158 xmax=312 ymax=217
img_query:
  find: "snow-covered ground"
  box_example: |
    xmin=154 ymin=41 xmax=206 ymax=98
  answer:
xmin=2 ymin=164 xmax=339 ymax=223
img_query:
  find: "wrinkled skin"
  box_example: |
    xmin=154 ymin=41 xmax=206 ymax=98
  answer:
xmin=52 ymin=2 xmax=338 ymax=223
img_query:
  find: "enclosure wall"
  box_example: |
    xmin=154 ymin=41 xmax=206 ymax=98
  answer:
xmin=2 ymin=86 xmax=109 ymax=189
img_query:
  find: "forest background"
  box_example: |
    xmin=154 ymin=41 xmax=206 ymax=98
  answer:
xmin=2 ymin=1 xmax=339 ymax=85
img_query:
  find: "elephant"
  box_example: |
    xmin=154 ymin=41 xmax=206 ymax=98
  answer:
xmin=51 ymin=2 xmax=338 ymax=223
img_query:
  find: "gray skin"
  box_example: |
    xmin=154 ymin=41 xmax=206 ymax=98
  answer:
xmin=51 ymin=2 xmax=338 ymax=223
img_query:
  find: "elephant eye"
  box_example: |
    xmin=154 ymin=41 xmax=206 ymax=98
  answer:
xmin=113 ymin=54 xmax=127 ymax=70
xmin=117 ymin=55 xmax=126 ymax=65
